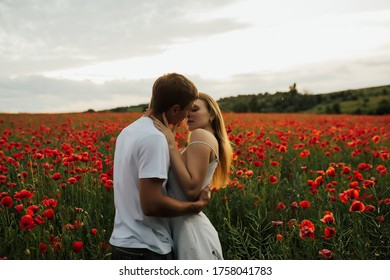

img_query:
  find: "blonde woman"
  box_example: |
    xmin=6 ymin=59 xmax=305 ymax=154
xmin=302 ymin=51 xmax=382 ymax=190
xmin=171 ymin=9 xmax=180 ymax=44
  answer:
xmin=152 ymin=92 xmax=232 ymax=259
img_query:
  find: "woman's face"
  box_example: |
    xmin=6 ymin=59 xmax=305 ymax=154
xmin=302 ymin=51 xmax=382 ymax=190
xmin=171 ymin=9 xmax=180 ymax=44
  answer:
xmin=185 ymin=99 xmax=212 ymax=131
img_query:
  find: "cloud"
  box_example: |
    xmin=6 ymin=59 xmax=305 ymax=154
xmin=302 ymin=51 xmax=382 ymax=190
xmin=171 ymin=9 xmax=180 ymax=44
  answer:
xmin=1 ymin=0 xmax=389 ymax=113
xmin=2 ymin=47 xmax=388 ymax=113
xmin=0 ymin=75 xmax=153 ymax=113
xmin=0 ymin=0 xmax=248 ymax=76
xmin=197 ymin=51 xmax=390 ymax=97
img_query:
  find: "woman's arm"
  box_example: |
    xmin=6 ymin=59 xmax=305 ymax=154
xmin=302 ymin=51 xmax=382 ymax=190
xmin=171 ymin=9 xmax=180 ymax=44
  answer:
xmin=152 ymin=116 xmax=213 ymax=201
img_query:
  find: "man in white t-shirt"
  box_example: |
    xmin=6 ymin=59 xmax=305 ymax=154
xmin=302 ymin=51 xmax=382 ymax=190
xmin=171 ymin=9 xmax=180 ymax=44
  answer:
xmin=109 ymin=73 xmax=209 ymax=260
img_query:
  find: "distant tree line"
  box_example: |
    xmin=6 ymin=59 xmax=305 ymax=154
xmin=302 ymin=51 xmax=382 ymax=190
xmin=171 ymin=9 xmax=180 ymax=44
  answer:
xmin=217 ymin=85 xmax=390 ymax=115
xmin=88 ymin=85 xmax=390 ymax=115
xmin=223 ymin=91 xmax=324 ymax=113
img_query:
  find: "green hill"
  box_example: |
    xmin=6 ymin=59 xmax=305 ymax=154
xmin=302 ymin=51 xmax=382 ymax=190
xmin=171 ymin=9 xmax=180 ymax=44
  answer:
xmin=93 ymin=84 xmax=390 ymax=115
xmin=217 ymin=84 xmax=390 ymax=115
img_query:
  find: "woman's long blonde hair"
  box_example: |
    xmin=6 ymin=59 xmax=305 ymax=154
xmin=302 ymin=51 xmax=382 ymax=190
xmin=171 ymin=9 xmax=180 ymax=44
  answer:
xmin=198 ymin=92 xmax=233 ymax=189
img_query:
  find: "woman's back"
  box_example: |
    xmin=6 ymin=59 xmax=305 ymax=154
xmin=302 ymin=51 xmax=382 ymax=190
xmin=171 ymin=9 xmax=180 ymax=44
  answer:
xmin=167 ymin=140 xmax=223 ymax=260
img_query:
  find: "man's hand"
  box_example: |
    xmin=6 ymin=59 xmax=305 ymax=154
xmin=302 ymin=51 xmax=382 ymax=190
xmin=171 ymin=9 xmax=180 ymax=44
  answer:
xmin=150 ymin=113 xmax=178 ymax=147
xmin=198 ymin=186 xmax=211 ymax=202
xmin=191 ymin=186 xmax=211 ymax=213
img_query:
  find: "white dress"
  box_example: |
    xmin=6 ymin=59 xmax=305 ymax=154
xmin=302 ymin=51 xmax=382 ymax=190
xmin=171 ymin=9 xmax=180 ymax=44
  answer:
xmin=168 ymin=141 xmax=223 ymax=260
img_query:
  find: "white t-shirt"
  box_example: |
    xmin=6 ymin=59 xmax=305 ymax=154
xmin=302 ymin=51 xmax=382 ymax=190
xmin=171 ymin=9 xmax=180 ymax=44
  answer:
xmin=109 ymin=117 xmax=173 ymax=254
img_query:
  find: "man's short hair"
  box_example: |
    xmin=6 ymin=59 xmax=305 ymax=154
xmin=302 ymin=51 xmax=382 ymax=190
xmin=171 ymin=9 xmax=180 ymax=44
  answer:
xmin=150 ymin=73 xmax=198 ymax=114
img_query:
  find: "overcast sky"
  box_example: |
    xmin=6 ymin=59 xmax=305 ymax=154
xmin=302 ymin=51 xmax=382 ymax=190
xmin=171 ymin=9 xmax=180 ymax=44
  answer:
xmin=1 ymin=0 xmax=389 ymax=113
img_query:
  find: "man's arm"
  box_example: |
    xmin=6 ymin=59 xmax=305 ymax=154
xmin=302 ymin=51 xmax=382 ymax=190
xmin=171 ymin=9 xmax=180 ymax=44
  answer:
xmin=139 ymin=178 xmax=209 ymax=217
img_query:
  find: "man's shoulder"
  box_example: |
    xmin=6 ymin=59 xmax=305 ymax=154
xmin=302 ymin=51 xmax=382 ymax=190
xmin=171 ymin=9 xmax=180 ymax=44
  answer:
xmin=122 ymin=117 xmax=162 ymax=136
xmin=135 ymin=119 xmax=167 ymax=146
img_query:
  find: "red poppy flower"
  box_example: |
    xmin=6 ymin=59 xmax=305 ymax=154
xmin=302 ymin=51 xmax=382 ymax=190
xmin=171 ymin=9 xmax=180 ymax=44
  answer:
xmin=380 ymin=151 xmax=389 ymax=161
xmin=363 ymin=180 xmax=375 ymax=188
xmin=269 ymin=175 xmax=278 ymax=184
xmin=34 ymin=215 xmax=46 ymax=225
xmin=314 ymin=176 xmax=324 ymax=186
xmin=376 ymin=165 xmax=387 ymax=175
xmin=277 ymin=202 xmax=286 ymax=210
xmin=7 ymin=182 xmax=16 ymax=188
xmin=0 ymin=196 xmax=12 ymax=208
xmin=376 ymin=216 xmax=385 ymax=222
xmin=276 ymin=234 xmax=283 ymax=241
xmin=90 ymin=228 xmax=98 ymax=235
xmin=299 ymin=200 xmax=310 ymax=209
xmin=75 ymin=220 xmax=84 ymax=228
xmin=357 ymin=163 xmax=369 ymax=171
xmin=326 ymin=167 xmax=336 ymax=177
xmin=245 ymin=170 xmax=254 ymax=177
xmin=68 ymin=177 xmax=77 ymax=184
xmin=299 ymin=149 xmax=310 ymax=158
xmin=291 ymin=201 xmax=299 ymax=210
xmin=317 ymin=170 xmax=325 ymax=176
xmin=299 ymin=219 xmax=315 ymax=240
xmin=294 ymin=143 xmax=305 ymax=150
xmin=0 ymin=191 xmax=9 ymax=198
xmin=0 ymin=175 xmax=6 ymax=184
xmin=353 ymin=171 xmax=364 ymax=181
xmin=52 ymin=172 xmax=61 ymax=180
xmin=341 ymin=166 xmax=351 ymax=174
xmin=319 ymin=249 xmax=333 ymax=259
xmin=349 ymin=200 xmax=365 ymax=212
xmin=43 ymin=208 xmax=54 ymax=219
xmin=372 ymin=135 xmax=380 ymax=143
xmin=104 ymin=180 xmax=113 ymax=191
xmin=364 ymin=205 xmax=376 ymax=212
xmin=39 ymin=243 xmax=48 ymax=254
xmin=325 ymin=183 xmax=336 ymax=192
xmin=320 ymin=212 xmax=335 ymax=224
xmin=26 ymin=205 xmax=39 ymax=216
xmin=73 ymin=241 xmax=84 ymax=253
xmin=43 ymin=198 xmax=58 ymax=208
xmin=13 ymin=189 xmax=33 ymax=201
xmin=20 ymin=215 xmax=36 ymax=230
xmin=339 ymin=189 xmax=360 ymax=203
xmin=349 ymin=181 xmax=359 ymax=189
xmin=14 ymin=204 xmax=24 ymax=213
xmin=323 ymin=227 xmax=336 ymax=240
xmin=278 ymin=145 xmax=287 ymax=153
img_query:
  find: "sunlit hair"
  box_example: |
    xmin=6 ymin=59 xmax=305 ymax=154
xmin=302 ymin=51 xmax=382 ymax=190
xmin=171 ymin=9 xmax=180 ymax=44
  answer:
xmin=198 ymin=92 xmax=233 ymax=189
xmin=149 ymin=73 xmax=198 ymax=114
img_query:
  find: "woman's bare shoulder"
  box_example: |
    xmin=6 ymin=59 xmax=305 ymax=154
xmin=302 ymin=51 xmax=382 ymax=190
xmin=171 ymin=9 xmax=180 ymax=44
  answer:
xmin=190 ymin=129 xmax=215 ymax=141
xmin=189 ymin=129 xmax=218 ymax=150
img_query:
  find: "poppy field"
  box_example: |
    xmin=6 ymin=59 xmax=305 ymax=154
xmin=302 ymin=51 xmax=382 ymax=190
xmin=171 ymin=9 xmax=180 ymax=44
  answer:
xmin=0 ymin=112 xmax=389 ymax=260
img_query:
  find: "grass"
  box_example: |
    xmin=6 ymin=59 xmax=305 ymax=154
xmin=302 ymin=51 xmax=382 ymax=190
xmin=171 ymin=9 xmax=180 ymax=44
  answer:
xmin=0 ymin=112 xmax=389 ymax=259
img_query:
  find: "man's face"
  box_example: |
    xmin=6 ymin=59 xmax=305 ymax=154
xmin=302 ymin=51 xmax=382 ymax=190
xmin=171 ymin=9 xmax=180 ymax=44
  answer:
xmin=170 ymin=101 xmax=194 ymax=125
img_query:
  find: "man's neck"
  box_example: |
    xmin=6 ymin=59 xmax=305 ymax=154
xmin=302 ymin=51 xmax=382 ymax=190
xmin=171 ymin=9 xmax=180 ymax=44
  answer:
xmin=145 ymin=110 xmax=164 ymax=123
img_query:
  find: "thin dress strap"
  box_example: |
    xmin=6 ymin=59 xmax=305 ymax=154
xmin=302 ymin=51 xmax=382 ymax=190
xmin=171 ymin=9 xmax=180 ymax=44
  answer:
xmin=186 ymin=141 xmax=219 ymax=161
